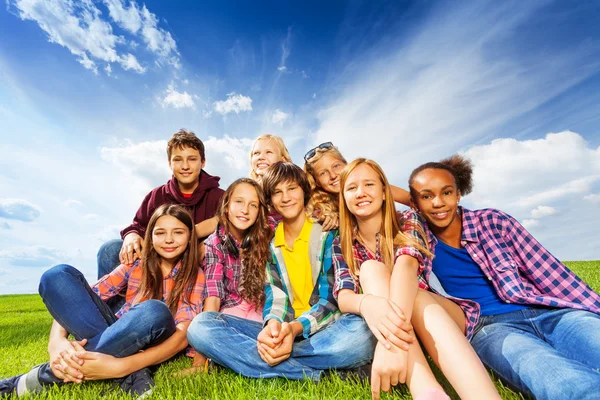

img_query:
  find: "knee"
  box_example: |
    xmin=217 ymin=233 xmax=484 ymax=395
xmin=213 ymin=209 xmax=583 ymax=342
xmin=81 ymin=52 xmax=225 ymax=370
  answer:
xmin=187 ymin=312 xmax=220 ymax=349
xmin=97 ymin=239 xmax=123 ymax=258
xmin=358 ymin=260 xmax=388 ymax=287
xmin=138 ymin=299 xmax=172 ymax=322
xmin=39 ymin=264 xmax=79 ymax=296
xmin=336 ymin=314 xmax=376 ymax=349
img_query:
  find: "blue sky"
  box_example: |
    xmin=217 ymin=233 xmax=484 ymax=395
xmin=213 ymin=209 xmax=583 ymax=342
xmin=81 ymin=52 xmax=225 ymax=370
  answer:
xmin=1 ymin=0 xmax=600 ymax=294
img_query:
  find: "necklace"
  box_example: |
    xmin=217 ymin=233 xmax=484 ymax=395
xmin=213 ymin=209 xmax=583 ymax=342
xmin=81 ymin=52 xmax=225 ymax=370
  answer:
xmin=357 ymin=231 xmax=381 ymax=260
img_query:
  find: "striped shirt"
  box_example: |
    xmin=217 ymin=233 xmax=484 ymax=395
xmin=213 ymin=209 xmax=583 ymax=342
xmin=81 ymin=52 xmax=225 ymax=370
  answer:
xmin=333 ymin=210 xmax=427 ymax=298
xmin=263 ymin=221 xmax=340 ymax=338
xmin=419 ymin=207 xmax=600 ymax=339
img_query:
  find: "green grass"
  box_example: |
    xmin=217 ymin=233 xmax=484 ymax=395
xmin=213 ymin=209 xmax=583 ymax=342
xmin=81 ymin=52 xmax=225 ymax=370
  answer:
xmin=1 ymin=261 xmax=598 ymax=399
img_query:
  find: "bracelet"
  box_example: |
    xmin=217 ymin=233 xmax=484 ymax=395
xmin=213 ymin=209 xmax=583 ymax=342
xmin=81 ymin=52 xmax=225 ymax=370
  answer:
xmin=358 ymin=293 xmax=372 ymax=315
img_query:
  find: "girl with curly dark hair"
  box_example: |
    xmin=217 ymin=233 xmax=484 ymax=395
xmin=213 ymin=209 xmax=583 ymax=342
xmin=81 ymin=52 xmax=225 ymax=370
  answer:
xmin=185 ymin=178 xmax=273 ymax=372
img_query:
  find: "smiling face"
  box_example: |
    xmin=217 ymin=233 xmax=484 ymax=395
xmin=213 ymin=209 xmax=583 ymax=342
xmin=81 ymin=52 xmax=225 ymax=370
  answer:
xmin=270 ymin=180 xmax=306 ymax=221
xmin=226 ymin=182 xmax=260 ymax=241
xmin=251 ymin=139 xmax=284 ymax=178
xmin=312 ymin=153 xmax=346 ymax=194
xmin=152 ymin=215 xmax=191 ymax=264
xmin=343 ymin=163 xmax=385 ymax=221
xmin=410 ymin=168 xmax=461 ymax=233
xmin=169 ymin=146 xmax=205 ymax=193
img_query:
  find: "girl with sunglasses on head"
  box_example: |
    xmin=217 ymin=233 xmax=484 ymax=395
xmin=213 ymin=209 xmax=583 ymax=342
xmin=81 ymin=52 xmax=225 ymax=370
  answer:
xmin=185 ymin=178 xmax=273 ymax=372
xmin=304 ymin=142 xmax=412 ymax=231
xmin=0 ymin=204 xmax=204 ymax=398
xmin=334 ymin=158 xmax=500 ymax=400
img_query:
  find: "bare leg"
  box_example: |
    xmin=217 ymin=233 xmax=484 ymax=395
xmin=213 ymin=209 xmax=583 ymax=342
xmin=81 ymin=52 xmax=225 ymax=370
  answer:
xmin=412 ymin=290 xmax=500 ymax=400
xmin=360 ymin=261 xmax=443 ymax=398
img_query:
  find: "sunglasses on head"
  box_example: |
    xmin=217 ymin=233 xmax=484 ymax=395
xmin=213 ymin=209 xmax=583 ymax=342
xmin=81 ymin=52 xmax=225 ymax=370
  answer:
xmin=304 ymin=142 xmax=334 ymax=162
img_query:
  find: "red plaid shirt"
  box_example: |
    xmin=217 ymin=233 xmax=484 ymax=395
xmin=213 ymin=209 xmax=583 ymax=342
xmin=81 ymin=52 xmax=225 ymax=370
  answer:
xmin=93 ymin=261 xmax=204 ymax=320
xmin=420 ymin=207 xmax=600 ymax=340
xmin=333 ymin=210 xmax=427 ymax=298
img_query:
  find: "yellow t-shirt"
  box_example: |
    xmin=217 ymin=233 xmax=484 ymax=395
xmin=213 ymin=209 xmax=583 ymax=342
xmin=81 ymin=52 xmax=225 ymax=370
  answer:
xmin=274 ymin=218 xmax=314 ymax=315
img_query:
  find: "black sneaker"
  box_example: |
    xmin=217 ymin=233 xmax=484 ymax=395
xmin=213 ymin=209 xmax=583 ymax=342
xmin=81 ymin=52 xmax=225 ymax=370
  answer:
xmin=116 ymin=368 xmax=154 ymax=398
xmin=0 ymin=375 xmax=20 ymax=397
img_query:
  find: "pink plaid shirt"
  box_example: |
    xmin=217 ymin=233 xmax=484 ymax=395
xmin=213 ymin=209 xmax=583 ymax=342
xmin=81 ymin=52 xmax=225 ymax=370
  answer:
xmin=203 ymin=225 xmax=245 ymax=309
xmin=420 ymin=207 xmax=600 ymax=339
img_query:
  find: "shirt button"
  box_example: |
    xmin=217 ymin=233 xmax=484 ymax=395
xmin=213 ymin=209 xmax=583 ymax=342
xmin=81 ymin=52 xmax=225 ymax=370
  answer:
xmin=488 ymin=276 xmax=492 ymax=281
xmin=505 ymin=300 xmax=511 ymax=304
xmin=473 ymin=254 xmax=478 ymax=258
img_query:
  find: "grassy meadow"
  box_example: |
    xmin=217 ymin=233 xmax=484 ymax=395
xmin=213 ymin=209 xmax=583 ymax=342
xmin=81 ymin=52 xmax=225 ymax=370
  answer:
xmin=1 ymin=261 xmax=598 ymax=399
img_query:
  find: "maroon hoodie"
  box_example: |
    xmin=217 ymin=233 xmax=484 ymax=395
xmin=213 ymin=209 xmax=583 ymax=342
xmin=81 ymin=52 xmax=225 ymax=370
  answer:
xmin=120 ymin=170 xmax=225 ymax=239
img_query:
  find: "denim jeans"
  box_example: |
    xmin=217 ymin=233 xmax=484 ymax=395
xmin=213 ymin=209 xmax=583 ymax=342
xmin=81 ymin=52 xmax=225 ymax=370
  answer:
xmin=31 ymin=264 xmax=176 ymax=389
xmin=97 ymin=239 xmax=126 ymax=312
xmin=187 ymin=312 xmax=376 ymax=381
xmin=471 ymin=307 xmax=600 ymax=400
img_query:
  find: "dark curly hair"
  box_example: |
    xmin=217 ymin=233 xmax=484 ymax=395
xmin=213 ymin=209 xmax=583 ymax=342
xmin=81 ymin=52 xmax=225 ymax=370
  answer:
xmin=408 ymin=155 xmax=474 ymax=197
xmin=217 ymin=178 xmax=273 ymax=309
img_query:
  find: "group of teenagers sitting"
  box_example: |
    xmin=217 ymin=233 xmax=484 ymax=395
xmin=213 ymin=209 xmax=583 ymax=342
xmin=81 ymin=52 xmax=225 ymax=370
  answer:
xmin=2 ymin=130 xmax=600 ymax=400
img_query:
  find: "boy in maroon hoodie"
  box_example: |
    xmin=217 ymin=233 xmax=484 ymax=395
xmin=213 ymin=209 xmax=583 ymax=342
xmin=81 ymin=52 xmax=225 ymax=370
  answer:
xmin=97 ymin=129 xmax=224 ymax=309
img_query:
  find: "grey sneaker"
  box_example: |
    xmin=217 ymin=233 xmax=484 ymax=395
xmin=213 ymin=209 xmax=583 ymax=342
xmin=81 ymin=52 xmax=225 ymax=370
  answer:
xmin=116 ymin=368 xmax=154 ymax=398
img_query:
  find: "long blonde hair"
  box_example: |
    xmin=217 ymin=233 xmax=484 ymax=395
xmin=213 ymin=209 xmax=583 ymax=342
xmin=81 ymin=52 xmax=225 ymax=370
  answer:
xmin=249 ymin=134 xmax=292 ymax=182
xmin=304 ymin=145 xmax=347 ymax=222
xmin=339 ymin=158 xmax=431 ymax=277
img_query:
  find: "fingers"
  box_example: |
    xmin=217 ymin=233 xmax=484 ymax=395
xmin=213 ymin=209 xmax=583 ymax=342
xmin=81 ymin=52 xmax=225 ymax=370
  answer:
xmin=399 ymin=366 xmax=407 ymax=385
xmin=257 ymin=344 xmax=290 ymax=366
xmin=379 ymin=320 xmax=414 ymax=350
xmin=267 ymin=319 xmax=281 ymax=341
xmin=371 ymin=370 xmax=381 ymax=400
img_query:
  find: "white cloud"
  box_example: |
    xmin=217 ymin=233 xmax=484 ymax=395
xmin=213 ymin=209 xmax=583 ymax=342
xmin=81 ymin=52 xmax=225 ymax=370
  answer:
xmin=530 ymin=205 xmax=558 ymax=219
xmin=103 ymin=0 xmax=142 ymax=33
xmin=103 ymin=0 xmax=179 ymax=68
xmin=0 ymin=199 xmax=41 ymax=222
xmin=11 ymin=0 xmax=147 ymax=74
xmin=0 ymin=246 xmax=67 ymax=267
xmin=463 ymin=132 xmax=600 ymax=209
xmin=160 ymin=83 xmax=196 ymax=109
xmin=104 ymin=63 xmax=112 ymax=75
xmin=0 ymin=222 xmax=12 ymax=230
xmin=214 ymin=93 xmax=253 ymax=115
xmin=100 ymin=139 xmax=170 ymax=189
xmin=522 ymin=219 xmax=540 ymax=230
xmin=277 ymin=66 xmax=287 ymax=72
xmin=271 ymin=109 xmax=289 ymax=126
xmin=584 ymin=193 xmax=600 ymax=204
xmin=65 ymin=199 xmax=83 ymax=208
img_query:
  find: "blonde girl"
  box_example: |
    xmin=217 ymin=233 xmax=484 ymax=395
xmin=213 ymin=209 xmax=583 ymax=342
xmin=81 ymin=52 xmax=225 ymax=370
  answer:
xmin=303 ymin=142 xmax=411 ymax=230
xmin=249 ymin=134 xmax=292 ymax=183
xmin=333 ymin=158 xmax=500 ymax=400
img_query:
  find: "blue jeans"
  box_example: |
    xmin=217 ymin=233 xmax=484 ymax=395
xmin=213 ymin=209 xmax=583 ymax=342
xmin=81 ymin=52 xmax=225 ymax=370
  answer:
xmin=31 ymin=264 xmax=176 ymax=389
xmin=187 ymin=312 xmax=376 ymax=381
xmin=97 ymin=239 xmax=126 ymax=312
xmin=471 ymin=307 xmax=600 ymax=400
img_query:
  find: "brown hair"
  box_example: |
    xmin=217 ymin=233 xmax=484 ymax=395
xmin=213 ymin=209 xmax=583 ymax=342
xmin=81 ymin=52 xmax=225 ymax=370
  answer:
xmin=408 ymin=154 xmax=474 ymax=198
xmin=261 ymin=162 xmax=311 ymax=207
xmin=216 ymin=178 xmax=273 ymax=308
xmin=304 ymin=144 xmax=347 ymax=223
xmin=249 ymin=134 xmax=292 ymax=182
xmin=137 ymin=204 xmax=200 ymax=316
xmin=167 ymin=129 xmax=206 ymax=161
xmin=339 ymin=158 xmax=431 ymax=277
